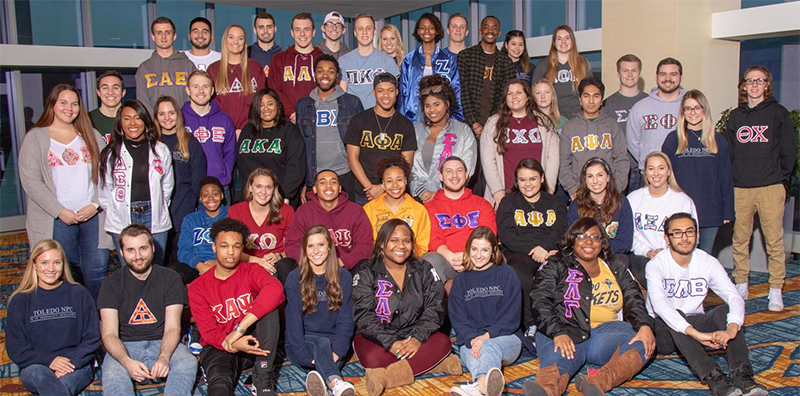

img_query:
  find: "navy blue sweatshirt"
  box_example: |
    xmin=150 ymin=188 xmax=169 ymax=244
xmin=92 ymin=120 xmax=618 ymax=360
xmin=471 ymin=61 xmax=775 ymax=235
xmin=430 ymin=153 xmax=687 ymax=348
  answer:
xmin=178 ymin=205 xmax=229 ymax=267
xmin=662 ymin=130 xmax=734 ymax=227
xmin=162 ymin=132 xmax=207 ymax=230
xmin=448 ymin=263 xmax=522 ymax=347
xmin=284 ymin=267 xmax=355 ymax=366
xmin=7 ymin=282 xmax=100 ymax=369
xmin=567 ymin=195 xmax=634 ymax=254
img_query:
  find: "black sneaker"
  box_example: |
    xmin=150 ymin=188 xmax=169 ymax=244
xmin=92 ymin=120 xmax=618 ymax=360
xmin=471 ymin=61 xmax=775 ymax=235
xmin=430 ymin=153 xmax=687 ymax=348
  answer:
xmin=704 ymin=368 xmax=743 ymax=396
xmin=730 ymin=364 xmax=768 ymax=396
xmin=253 ymin=369 xmax=278 ymax=396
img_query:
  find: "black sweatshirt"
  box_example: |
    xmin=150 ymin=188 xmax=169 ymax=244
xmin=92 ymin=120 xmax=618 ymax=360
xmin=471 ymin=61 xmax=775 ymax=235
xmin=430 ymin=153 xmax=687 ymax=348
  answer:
xmin=237 ymin=121 xmax=307 ymax=201
xmin=497 ymin=191 xmax=567 ymax=253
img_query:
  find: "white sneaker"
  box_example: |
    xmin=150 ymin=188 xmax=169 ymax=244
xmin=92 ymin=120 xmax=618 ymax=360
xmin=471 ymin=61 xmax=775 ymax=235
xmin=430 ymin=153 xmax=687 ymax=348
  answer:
xmin=450 ymin=382 xmax=484 ymax=396
xmin=485 ymin=367 xmax=505 ymax=396
xmin=735 ymin=283 xmax=749 ymax=300
xmin=329 ymin=378 xmax=355 ymax=396
xmin=305 ymin=371 xmax=327 ymax=396
xmin=768 ymin=288 xmax=784 ymax=312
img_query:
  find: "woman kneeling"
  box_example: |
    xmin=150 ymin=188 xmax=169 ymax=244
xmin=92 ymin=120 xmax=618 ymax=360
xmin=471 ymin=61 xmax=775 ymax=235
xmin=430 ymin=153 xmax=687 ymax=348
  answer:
xmin=522 ymin=217 xmax=655 ymax=396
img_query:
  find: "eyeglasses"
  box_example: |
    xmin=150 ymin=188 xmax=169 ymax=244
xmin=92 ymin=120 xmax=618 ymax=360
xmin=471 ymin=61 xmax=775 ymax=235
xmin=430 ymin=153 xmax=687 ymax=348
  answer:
xmin=324 ymin=22 xmax=344 ymax=30
xmin=574 ymin=233 xmax=602 ymax=242
xmin=682 ymin=105 xmax=703 ymax=113
xmin=745 ymin=78 xmax=766 ymax=86
xmin=667 ymin=229 xmax=697 ymax=239
xmin=420 ymin=85 xmax=444 ymax=95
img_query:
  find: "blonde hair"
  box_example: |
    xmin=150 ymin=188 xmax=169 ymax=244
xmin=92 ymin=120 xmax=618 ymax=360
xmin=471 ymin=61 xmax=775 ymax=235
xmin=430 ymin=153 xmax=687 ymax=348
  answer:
xmin=244 ymin=168 xmax=285 ymax=225
xmin=532 ymin=78 xmax=561 ymax=122
xmin=154 ymin=96 xmax=191 ymax=160
xmin=545 ymin=26 xmax=588 ymax=93
xmin=644 ymin=151 xmax=682 ymax=193
xmin=379 ymin=24 xmax=405 ymax=68
xmin=676 ymin=90 xmax=717 ymax=155
xmin=9 ymin=239 xmax=76 ymax=303
xmin=216 ymin=24 xmax=255 ymax=96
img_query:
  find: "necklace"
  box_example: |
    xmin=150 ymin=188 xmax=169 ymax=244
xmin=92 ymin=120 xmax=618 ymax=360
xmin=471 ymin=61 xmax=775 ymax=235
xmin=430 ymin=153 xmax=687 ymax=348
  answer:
xmin=374 ymin=109 xmax=395 ymax=136
xmin=513 ymin=116 xmax=526 ymax=125
xmin=688 ymin=129 xmax=702 ymax=142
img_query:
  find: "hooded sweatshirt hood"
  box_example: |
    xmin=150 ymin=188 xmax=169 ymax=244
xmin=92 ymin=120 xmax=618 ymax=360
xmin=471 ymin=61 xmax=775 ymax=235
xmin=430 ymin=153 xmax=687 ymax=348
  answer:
xmin=267 ymin=45 xmax=325 ymax=117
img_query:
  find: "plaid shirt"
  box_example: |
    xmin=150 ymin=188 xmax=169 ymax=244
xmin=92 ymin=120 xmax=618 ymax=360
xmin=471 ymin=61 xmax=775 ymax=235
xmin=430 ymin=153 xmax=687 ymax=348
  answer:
xmin=457 ymin=44 xmax=515 ymax=128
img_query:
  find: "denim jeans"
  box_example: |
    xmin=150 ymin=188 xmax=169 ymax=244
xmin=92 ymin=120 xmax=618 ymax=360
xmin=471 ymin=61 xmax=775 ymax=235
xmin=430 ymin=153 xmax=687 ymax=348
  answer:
xmin=697 ymin=226 xmax=719 ymax=255
xmin=101 ymin=340 xmax=197 ymax=396
xmin=287 ymin=334 xmax=345 ymax=383
xmin=110 ymin=200 xmax=168 ymax=265
xmin=459 ymin=334 xmax=521 ymax=379
xmin=53 ymin=215 xmax=107 ymax=300
xmin=536 ymin=321 xmax=648 ymax=377
xmin=20 ymin=363 xmax=94 ymax=396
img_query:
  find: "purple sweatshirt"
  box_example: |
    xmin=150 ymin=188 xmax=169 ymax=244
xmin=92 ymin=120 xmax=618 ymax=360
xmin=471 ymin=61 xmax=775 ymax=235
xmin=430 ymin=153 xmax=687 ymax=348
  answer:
xmin=182 ymin=101 xmax=237 ymax=186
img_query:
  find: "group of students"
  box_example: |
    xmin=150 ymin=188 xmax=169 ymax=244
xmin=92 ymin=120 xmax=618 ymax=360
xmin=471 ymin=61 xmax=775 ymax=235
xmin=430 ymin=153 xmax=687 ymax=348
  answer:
xmin=8 ymin=8 xmax=796 ymax=396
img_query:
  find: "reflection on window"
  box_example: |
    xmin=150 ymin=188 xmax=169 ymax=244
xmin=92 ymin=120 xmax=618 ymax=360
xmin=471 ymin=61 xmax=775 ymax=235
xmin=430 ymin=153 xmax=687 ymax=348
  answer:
xmin=156 ymin=0 xmax=206 ymax=51
xmin=92 ymin=0 xmax=148 ymax=48
xmin=577 ymin=0 xmax=602 ymax=30
xmin=15 ymin=0 xmax=81 ymax=46
xmin=527 ymin=0 xmax=566 ymax=37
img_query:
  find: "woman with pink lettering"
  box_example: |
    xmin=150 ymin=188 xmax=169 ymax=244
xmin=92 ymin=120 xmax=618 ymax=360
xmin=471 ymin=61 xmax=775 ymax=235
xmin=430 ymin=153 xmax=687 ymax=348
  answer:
xmin=352 ymin=219 xmax=461 ymax=396
xmin=228 ymin=167 xmax=296 ymax=283
xmin=284 ymin=225 xmax=356 ymax=396
xmin=481 ymin=79 xmax=559 ymax=208
xmin=20 ymin=84 xmax=112 ymax=300
xmin=98 ymin=99 xmax=173 ymax=266
xmin=522 ymin=217 xmax=654 ymax=396
xmin=410 ymin=75 xmax=476 ymax=203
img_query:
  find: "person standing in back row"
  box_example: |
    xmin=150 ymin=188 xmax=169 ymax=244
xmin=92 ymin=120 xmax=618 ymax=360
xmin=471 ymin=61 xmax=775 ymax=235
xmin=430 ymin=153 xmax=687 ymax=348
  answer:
xmin=184 ymin=17 xmax=221 ymax=72
xmin=726 ymin=65 xmax=797 ymax=312
xmin=135 ymin=17 xmax=197 ymax=112
xmin=531 ymin=25 xmax=592 ymax=119
xmin=248 ymin=13 xmax=282 ymax=78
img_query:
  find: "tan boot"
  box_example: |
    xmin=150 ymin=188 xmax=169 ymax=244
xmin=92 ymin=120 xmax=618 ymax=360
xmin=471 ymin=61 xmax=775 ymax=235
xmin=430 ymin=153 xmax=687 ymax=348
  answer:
xmin=429 ymin=353 xmax=463 ymax=375
xmin=522 ymin=364 xmax=570 ymax=396
xmin=383 ymin=359 xmax=415 ymax=389
xmin=365 ymin=367 xmax=386 ymax=396
xmin=575 ymin=348 xmax=644 ymax=395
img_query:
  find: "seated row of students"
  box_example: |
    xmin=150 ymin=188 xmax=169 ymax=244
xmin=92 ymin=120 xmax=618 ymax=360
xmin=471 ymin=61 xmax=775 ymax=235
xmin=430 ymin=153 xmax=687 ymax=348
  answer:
xmin=8 ymin=209 xmax=768 ymax=396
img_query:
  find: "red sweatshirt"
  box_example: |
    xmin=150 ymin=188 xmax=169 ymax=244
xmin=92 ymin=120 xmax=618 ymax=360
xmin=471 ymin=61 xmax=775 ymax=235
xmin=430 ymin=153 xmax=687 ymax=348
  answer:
xmin=188 ymin=262 xmax=285 ymax=350
xmin=267 ymin=45 xmax=324 ymax=118
xmin=207 ymin=59 xmax=266 ymax=130
xmin=228 ymin=202 xmax=294 ymax=259
xmin=425 ymin=188 xmax=496 ymax=253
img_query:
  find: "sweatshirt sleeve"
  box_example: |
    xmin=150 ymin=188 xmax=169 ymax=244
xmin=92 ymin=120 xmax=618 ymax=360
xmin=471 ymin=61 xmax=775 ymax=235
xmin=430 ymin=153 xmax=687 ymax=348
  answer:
xmin=188 ymin=280 xmax=229 ymax=350
xmin=530 ymin=259 xmax=568 ymax=339
xmin=414 ymin=206 xmax=432 ymax=256
xmin=177 ymin=216 xmax=201 ymax=267
xmin=706 ymin=257 xmax=745 ymax=328
xmin=284 ymin=209 xmax=305 ymax=262
xmin=339 ymin=208 xmax=373 ymax=270
xmin=135 ymin=68 xmax=153 ymax=113
xmin=450 ymin=59 xmax=464 ymax=122
xmin=479 ymin=199 xmax=498 ymax=234
xmin=777 ymin=108 xmax=797 ymax=181
xmin=486 ymin=267 xmax=522 ymax=338
xmin=626 ymin=105 xmax=644 ymax=169
xmin=645 ymin=257 xmax=692 ymax=334
xmin=410 ymin=263 xmax=446 ymax=343
xmin=398 ymin=56 xmax=412 ymax=120
xmin=247 ymin=265 xmax=286 ymax=319
xmin=223 ymin=118 xmax=237 ymax=177
xmin=18 ymin=132 xmax=64 ymax=219
xmin=352 ymin=266 xmax=398 ymax=350
xmin=268 ymin=56 xmax=291 ymax=118
xmin=283 ymin=272 xmax=315 ymax=366
xmin=611 ymin=198 xmax=634 ymax=254
xmin=427 ymin=205 xmax=446 ymax=253
xmin=448 ymin=276 xmax=480 ymax=346
xmin=558 ymin=129 xmax=578 ymax=195
xmin=497 ymin=196 xmax=532 ymax=253
xmin=6 ymin=296 xmax=54 ymax=367
xmin=282 ymin=125 xmax=307 ymax=200
xmin=332 ymin=270 xmax=355 ymax=359
xmin=611 ymin=123 xmax=630 ymax=191
xmin=160 ymin=145 xmax=175 ymax=207
xmin=64 ymin=288 xmax=101 ymax=368
xmin=717 ymin=137 xmax=735 ymax=221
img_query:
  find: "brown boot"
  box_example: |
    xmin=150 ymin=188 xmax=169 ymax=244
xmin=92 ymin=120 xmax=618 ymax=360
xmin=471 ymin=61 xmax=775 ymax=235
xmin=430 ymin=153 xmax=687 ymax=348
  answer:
xmin=522 ymin=364 xmax=570 ymax=396
xmin=384 ymin=359 xmax=415 ymax=389
xmin=429 ymin=353 xmax=463 ymax=375
xmin=575 ymin=348 xmax=644 ymax=395
xmin=365 ymin=368 xmax=387 ymax=396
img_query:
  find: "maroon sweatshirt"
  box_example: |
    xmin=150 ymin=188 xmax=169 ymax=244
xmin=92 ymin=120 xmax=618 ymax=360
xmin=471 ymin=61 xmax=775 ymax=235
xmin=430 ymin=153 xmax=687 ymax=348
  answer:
xmin=268 ymin=45 xmax=324 ymax=118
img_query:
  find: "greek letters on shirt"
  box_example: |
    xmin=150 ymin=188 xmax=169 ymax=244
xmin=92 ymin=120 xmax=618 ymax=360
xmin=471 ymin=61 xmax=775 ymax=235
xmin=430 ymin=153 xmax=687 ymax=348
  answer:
xmin=144 ymin=72 xmax=189 ymax=88
xmin=211 ymin=293 xmax=254 ymax=323
xmin=563 ymin=268 xmax=583 ymax=318
xmin=345 ymin=67 xmax=386 ymax=86
xmin=435 ymin=59 xmax=452 ymax=75
xmin=570 ymin=133 xmax=613 ymax=152
xmin=374 ymin=279 xmax=393 ymax=323
xmin=634 ymin=212 xmax=666 ymax=232
xmin=556 ymin=69 xmax=576 ymax=84
xmin=48 ymin=147 xmax=91 ymax=167
xmin=435 ymin=211 xmax=480 ymax=230
xmin=192 ymin=227 xmax=212 ymax=247
xmin=224 ymin=76 xmax=259 ymax=95
xmin=239 ymin=138 xmax=283 ymax=154
xmin=246 ymin=233 xmax=277 ymax=251
xmin=663 ymin=278 xmax=709 ymax=298
xmin=190 ymin=126 xmax=226 ymax=143
xmin=316 ymin=110 xmax=338 ymax=127
xmin=283 ymin=65 xmax=312 ymax=83
xmin=642 ymin=113 xmax=677 ymax=130
xmin=735 ymin=125 xmax=769 ymax=143
xmin=437 ymin=133 xmax=458 ymax=166
xmin=359 ymin=130 xmax=404 ymax=150
xmin=514 ymin=209 xmax=556 ymax=227
xmin=329 ymin=228 xmax=353 ymax=248
xmin=614 ymin=110 xmax=628 ymax=124
xmin=507 ymin=127 xmax=542 ymax=144
xmin=112 ymin=158 xmax=128 ymax=202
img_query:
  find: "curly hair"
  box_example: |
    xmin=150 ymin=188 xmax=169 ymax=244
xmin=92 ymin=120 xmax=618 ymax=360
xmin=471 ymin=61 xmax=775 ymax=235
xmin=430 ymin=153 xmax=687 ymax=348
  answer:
xmin=209 ymin=218 xmax=250 ymax=245
xmin=412 ymin=13 xmax=445 ymax=43
xmin=375 ymin=154 xmax=411 ymax=182
xmin=418 ymin=74 xmax=458 ymax=126
xmin=557 ymin=217 xmax=613 ymax=262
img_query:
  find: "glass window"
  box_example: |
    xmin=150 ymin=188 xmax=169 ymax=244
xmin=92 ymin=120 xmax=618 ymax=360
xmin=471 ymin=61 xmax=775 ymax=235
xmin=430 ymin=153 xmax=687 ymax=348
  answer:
xmin=742 ymin=0 xmax=797 ymax=8
xmin=527 ymin=0 xmax=566 ymax=37
xmin=214 ymin=3 xmax=256 ymax=51
xmin=90 ymin=69 xmax=138 ymax=107
xmin=155 ymin=0 xmax=206 ymax=51
xmin=15 ymin=0 xmax=81 ymax=46
xmin=0 ymin=72 xmax=24 ymax=217
xmin=441 ymin=0 xmax=471 ymax=48
xmin=583 ymin=51 xmax=602 ymax=81
xmin=266 ymin=10 xmax=326 ymax=51
xmin=577 ymin=0 xmax=602 ymax=31
xmin=740 ymin=35 xmax=800 ymax=110
xmin=91 ymin=0 xmax=148 ymax=48
xmin=407 ymin=8 xmax=435 ymax=51
xmin=478 ymin=0 xmax=514 ymax=37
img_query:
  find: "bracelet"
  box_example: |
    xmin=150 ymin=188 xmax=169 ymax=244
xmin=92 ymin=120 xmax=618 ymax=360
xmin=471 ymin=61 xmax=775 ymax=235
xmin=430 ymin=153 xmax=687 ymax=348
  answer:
xmin=233 ymin=325 xmax=246 ymax=335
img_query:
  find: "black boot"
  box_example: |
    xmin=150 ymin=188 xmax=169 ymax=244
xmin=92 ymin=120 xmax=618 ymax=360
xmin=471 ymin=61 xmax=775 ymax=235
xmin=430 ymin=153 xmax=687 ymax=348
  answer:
xmin=703 ymin=367 xmax=742 ymax=396
xmin=729 ymin=363 xmax=768 ymax=396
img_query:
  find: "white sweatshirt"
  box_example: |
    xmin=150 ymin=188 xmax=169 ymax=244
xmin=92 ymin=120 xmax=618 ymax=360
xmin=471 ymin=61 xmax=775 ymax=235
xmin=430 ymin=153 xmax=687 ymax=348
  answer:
xmin=646 ymin=249 xmax=745 ymax=334
xmin=627 ymin=186 xmax=697 ymax=256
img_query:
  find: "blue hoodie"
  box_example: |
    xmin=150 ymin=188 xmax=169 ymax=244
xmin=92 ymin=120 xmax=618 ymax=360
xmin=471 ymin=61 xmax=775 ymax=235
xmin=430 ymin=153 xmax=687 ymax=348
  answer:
xmin=178 ymin=205 xmax=229 ymax=267
xmin=181 ymin=101 xmax=237 ymax=186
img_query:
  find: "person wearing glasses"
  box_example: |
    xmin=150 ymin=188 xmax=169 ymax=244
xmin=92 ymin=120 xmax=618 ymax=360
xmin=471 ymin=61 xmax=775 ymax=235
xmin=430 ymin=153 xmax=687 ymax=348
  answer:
xmin=521 ymin=217 xmax=654 ymax=396
xmin=646 ymin=213 xmax=768 ymax=396
xmin=725 ymin=66 xmax=797 ymax=312
xmin=662 ymin=90 xmax=733 ymax=255
xmin=316 ymin=11 xmax=350 ymax=59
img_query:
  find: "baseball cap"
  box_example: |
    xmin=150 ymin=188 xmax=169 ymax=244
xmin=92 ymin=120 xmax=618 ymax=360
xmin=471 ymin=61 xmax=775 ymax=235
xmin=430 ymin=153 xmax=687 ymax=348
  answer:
xmin=324 ymin=11 xmax=344 ymax=25
xmin=373 ymin=72 xmax=398 ymax=88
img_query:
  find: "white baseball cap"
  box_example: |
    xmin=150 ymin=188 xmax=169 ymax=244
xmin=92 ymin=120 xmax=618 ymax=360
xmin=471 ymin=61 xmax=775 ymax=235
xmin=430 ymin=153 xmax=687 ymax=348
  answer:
xmin=324 ymin=11 xmax=344 ymax=25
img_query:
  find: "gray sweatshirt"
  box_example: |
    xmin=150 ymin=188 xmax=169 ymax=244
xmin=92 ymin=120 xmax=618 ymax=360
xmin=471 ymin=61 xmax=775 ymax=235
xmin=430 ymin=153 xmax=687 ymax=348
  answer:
xmin=559 ymin=111 xmax=629 ymax=195
xmin=626 ymin=87 xmax=686 ymax=170
xmin=135 ymin=50 xmax=197 ymax=112
xmin=311 ymin=85 xmax=350 ymax=175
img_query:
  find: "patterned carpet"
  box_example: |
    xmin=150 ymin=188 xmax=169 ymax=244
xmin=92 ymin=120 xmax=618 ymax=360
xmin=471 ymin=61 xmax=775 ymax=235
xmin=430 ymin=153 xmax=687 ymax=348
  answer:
xmin=1 ymin=231 xmax=799 ymax=395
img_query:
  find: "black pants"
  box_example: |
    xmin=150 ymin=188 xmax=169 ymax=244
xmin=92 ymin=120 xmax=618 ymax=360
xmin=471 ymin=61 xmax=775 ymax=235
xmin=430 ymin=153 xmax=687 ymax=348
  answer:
xmin=199 ymin=310 xmax=280 ymax=396
xmin=654 ymin=305 xmax=751 ymax=380
xmin=626 ymin=253 xmax=650 ymax=290
xmin=504 ymin=250 xmax=538 ymax=329
xmin=274 ymin=257 xmax=297 ymax=285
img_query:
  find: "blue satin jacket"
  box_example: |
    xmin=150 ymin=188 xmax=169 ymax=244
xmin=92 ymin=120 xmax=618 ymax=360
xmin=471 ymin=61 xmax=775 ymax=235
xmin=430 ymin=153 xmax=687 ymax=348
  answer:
xmin=398 ymin=45 xmax=464 ymax=124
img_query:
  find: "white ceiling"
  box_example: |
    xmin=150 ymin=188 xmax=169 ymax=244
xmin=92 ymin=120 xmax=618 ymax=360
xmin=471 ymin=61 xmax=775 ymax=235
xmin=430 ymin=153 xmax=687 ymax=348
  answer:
xmin=199 ymin=0 xmax=448 ymax=20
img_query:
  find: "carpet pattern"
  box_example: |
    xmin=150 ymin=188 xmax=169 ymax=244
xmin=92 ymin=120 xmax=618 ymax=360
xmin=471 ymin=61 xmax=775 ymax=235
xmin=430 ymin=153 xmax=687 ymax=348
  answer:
xmin=1 ymin=232 xmax=798 ymax=395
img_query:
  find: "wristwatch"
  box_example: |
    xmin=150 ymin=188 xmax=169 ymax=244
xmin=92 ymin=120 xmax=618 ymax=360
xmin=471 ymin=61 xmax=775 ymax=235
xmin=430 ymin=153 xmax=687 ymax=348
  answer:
xmin=234 ymin=324 xmax=246 ymax=335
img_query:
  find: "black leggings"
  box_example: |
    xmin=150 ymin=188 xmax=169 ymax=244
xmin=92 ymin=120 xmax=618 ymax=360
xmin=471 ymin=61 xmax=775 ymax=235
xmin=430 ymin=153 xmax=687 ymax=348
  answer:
xmin=504 ymin=250 xmax=538 ymax=329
